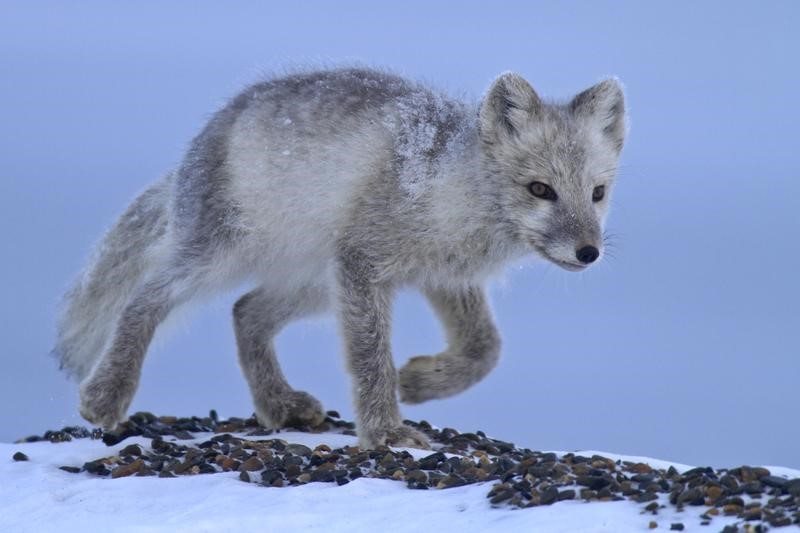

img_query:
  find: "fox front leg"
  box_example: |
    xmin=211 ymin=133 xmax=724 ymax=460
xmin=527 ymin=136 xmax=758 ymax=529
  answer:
xmin=336 ymin=248 xmax=430 ymax=450
xmin=399 ymin=285 xmax=501 ymax=404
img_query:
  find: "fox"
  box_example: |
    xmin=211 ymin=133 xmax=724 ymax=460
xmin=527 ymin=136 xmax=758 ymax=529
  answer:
xmin=54 ymin=67 xmax=627 ymax=449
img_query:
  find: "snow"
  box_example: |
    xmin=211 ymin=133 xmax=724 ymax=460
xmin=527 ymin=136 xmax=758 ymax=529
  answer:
xmin=2 ymin=432 xmax=798 ymax=533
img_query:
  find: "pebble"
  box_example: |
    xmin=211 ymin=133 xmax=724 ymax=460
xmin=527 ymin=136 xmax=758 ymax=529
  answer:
xmin=539 ymin=487 xmax=558 ymax=505
xmin=238 ymin=457 xmax=264 ymax=472
xmin=111 ymin=459 xmax=145 ymax=478
xmin=15 ymin=410 xmax=800 ymax=530
xmin=12 ymin=452 xmax=28 ymax=461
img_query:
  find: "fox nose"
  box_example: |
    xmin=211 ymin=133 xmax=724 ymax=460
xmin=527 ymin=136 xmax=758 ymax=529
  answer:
xmin=576 ymin=245 xmax=600 ymax=264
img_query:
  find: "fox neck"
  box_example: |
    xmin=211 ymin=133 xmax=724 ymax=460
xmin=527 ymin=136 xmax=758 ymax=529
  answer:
xmin=415 ymin=123 xmax=526 ymax=282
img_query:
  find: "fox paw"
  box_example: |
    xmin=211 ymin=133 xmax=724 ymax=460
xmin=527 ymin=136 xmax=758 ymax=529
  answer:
xmin=255 ymin=390 xmax=326 ymax=429
xmin=398 ymin=355 xmax=456 ymax=404
xmin=79 ymin=372 xmax=135 ymax=430
xmin=359 ymin=423 xmax=431 ymax=450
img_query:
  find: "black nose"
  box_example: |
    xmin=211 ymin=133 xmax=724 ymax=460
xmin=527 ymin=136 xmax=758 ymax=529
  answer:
xmin=576 ymin=245 xmax=600 ymax=264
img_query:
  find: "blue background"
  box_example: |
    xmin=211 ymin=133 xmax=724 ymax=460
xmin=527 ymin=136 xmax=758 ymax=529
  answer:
xmin=1 ymin=1 xmax=798 ymax=469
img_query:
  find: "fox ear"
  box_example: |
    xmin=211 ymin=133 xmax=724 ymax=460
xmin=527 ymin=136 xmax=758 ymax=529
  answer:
xmin=479 ymin=72 xmax=542 ymax=144
xmin=570 ymin=78 xmax=627 ymax=151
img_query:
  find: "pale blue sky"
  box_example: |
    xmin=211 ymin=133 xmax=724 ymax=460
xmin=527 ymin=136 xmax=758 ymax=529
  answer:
xmin=1 ymin=1 xmax=798 ymax=469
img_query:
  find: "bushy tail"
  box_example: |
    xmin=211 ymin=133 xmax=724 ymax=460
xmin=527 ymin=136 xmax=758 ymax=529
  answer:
xmin=54 ymin=176 xmax=173 ymax=380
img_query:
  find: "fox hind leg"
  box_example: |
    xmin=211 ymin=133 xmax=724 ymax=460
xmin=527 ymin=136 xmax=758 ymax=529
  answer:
xmin=233 ymin=285 xmax=328 ymax=428
xmin=398 ymin=285 xmax=501 ymax=404
xmin=79 ymin=271 xmax=188 ymax=429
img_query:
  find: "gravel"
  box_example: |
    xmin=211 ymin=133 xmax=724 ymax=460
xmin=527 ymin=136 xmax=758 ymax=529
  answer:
xmin=17 ymin=411 xmax=800 ymax=531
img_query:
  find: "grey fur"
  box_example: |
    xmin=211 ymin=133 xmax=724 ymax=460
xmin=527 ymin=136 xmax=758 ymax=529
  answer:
xmin=54 ymin=67 xmax=627 ymax=449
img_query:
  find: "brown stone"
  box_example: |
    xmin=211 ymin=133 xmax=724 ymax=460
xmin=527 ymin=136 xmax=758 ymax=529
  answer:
xmin=723 ymin=504 xmax=743 ymax=516
xmin=752 ymin=467 xmax=770 ymax=479
xmin=221 ymin=458 xmax=240 ymax=471
xmin=706 ymin=485 xmax=723 ymax=501
xmin=648 ymin=521 xmax=658 ymax=529
xmin=632 ymin=463 xmax=653 ymax=474
xmin=238 ymin=457 xmax=264 ymax=472
xmin=572 ymin=464 xmax=592 ymax=476
xmin=111 ymin=459 xmax=144 ymax=479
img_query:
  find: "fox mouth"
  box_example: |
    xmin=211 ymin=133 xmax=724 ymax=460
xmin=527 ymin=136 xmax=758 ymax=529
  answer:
xmin=532 ymin=244 xmax=589 ymax=272
xmin=548 ymin=258 xmax=587 ymax=272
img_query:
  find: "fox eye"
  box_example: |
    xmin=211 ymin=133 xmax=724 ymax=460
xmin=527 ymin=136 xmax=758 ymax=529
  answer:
xmin=528 ymin=181 xmax=557 ymax=201
xmin=592 ymin=185 xmax=605 ymax=202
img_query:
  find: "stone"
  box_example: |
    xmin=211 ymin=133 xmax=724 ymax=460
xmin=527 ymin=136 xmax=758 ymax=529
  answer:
xmin=723 ymin=504 xmax=743 ymax=516
xmin=12 ymin=452 xmax=28 ymax=462
xmin=285 ymin=444 xmax=312 ymax=457
xmin=576 ymin=475 xmax=609 ymax=491
xmin=557 ymin=489 xmax=576 ymax=501
xmin=120 ymin=444 xmax=143 ymax=457
xmin=539 ymin=487 xmax=558 ymax=505
xmin=760 ymin=475 xmax=788 ymax=489
xmin=706 ymin=485 xmax=723 ymax=501
xmin=238 ymin=457 xmax=264 ymax=472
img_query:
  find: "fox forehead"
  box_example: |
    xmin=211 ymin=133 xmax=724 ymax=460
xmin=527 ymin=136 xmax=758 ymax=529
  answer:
xmin=504 ymin=108 xmax=617 ymax=189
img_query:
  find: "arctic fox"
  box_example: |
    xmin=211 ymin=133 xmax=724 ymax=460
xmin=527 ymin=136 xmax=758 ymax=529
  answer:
xmin=55 ymin=68 xmax=627 ymax=449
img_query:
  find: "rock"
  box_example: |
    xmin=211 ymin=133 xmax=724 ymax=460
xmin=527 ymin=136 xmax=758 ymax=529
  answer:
xmin=752 ymin=467 xmax=770 ymax=479
xmin=489 ymin=489 xmax=514 ymax=505
xmin=82 ymin=460 xmax=110 ymax=476
xmin=723 ymin=504 xmax=743 ymax=516
xmin=768 ymin=516 xmax=792 ymax=527
xmin=760 ymin=475 xmax=788 ymax=489
xmin=557 ymin=489 xmax=576 ymax=501
xmin=669 ymin=524 xmax=684 ymax=531
xmin=576 ymin=475 xmax=609 ymax=490
xmin=419 ymin=452 xmax=445 ymax=471
xmin=120 ymin=444 xmax=142 ymax=457
xmin=705 ymin=485 xmax=723 ymax=501
xmin=436 ymin=475 xmax=466 ymax=489
xmin=112 ymin=459 xmax=145 ymax=478
xmin=743 ymin=508 xmax=762 ymax=521
xmin=539 ymin=487 xmax=558 ymax=505
xmin=742 ymin=481 xmax=763 ymax=495
xmin=677 ymin=487 xmax=705 ymax=506
xmin=648 ymin=521 xmax=657 ymax=529
xmin=238 ymin=457 xmax=264 ymax=472
xmin=285 ymin=444 xmax=312 ymax=457
xmin=12 ymin=452 xmax=28 ymax=461
xmin=310 ymin=470 xmax=334 ymax=482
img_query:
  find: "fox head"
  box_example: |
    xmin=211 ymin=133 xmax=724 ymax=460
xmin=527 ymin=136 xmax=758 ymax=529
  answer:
xmin=478 ymin=73 xmax=627 ymax=271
